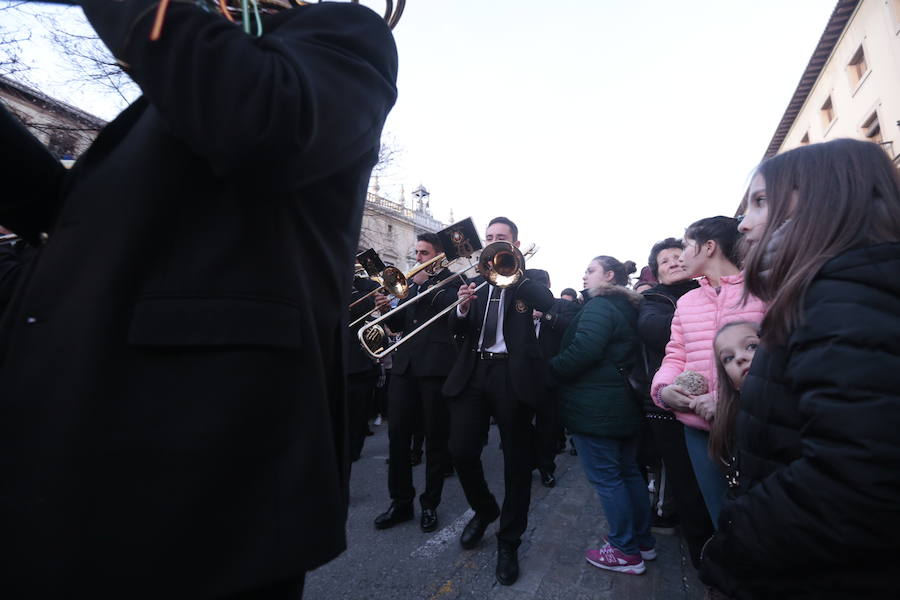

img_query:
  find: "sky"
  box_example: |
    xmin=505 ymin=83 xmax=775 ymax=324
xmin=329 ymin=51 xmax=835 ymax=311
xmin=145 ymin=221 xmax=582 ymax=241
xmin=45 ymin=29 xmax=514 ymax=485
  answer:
xmin=4 ymin=0 xmax=838 ymax=294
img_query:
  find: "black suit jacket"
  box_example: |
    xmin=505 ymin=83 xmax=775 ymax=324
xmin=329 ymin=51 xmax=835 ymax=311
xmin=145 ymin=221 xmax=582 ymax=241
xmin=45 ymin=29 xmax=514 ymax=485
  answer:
xmin=0 ymin=3 xmax=396 ymax=597
xmin=384 ymin=267 xmax=464 ymax=378
xmin=442 ymin=276 xmax=554 ymax=406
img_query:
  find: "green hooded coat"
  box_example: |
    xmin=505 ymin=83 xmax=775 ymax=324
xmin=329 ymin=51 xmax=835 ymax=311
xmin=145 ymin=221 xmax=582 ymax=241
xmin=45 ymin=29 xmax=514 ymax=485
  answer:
xmin=550 ymin=283 xmax=643 ymax=439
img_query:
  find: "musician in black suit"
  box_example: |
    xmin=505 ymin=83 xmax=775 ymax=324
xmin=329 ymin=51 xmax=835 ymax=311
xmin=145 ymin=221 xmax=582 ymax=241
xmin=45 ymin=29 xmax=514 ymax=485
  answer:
xmin=373 ymin=233 xmax=462 ymax=532
xmin=348 ymin=273 xmax=382 ymax=462
xmin=0 ymin=2 xmax=397 ymax=597
xmin=443 ymin=217 xmax=555 ymax=586
xmin=527 ymin=268 xmax=581 ymax=488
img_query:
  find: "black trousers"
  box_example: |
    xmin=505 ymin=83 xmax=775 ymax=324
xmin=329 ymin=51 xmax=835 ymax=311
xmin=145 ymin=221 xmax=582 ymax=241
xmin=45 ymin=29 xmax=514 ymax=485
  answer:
xmin=387 ymin=373 xmax=450 ymax=509
xmin=534 ymin=387 xmax=562 ymax=474
xmin=647 ymin=415 xmax=714 ymax=568
xmin=449 ymin=359 xmax=535 ymax=546
xmin=348 ymin=367 xmax=378 ymax=461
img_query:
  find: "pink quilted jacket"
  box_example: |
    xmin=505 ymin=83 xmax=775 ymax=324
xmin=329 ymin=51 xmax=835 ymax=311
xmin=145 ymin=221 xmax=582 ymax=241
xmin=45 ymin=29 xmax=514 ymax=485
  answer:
xmin=651 ymin=273 xmax=766 ymax=431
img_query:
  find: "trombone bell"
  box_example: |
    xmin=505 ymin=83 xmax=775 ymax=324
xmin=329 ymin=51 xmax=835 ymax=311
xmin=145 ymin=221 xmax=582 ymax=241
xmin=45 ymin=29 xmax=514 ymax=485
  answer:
xmin=478 ymin=242 xmax=526 ymax=288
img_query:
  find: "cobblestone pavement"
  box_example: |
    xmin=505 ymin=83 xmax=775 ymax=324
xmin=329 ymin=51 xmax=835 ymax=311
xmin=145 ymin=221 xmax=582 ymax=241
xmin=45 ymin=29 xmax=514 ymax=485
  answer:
xmin=305 ymin=423 xmax=704 ymax=600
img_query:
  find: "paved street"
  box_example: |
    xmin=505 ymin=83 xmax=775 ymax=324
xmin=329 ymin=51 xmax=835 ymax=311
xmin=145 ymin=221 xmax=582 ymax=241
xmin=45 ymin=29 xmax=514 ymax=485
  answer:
xmin=305 ymin=422 xmax=704 ymax=600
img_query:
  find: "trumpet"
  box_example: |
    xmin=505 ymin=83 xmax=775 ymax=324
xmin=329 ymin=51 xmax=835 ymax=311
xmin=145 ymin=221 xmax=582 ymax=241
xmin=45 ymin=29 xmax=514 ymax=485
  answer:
xmin=358 ymin=241 xmax=538 ymax=359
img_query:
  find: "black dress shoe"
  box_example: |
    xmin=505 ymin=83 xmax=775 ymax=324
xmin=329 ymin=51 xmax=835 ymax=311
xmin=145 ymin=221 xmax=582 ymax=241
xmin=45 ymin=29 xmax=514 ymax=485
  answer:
xmin=374 ymin=502 xmax=413 ymax=530
xmin=496 ymin=542 xmax=520 ymax=585
xmin=420 ymin=507 xmax=438 ymax=532
xmin=539 ymin=469 xmax=556 ymax=488
xmin=460 ymin=506 xmax=500 ymax=549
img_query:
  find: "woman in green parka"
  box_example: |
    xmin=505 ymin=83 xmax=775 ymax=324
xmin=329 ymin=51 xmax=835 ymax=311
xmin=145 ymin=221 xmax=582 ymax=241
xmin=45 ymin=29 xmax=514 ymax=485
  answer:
xmin=550 ymin=255 xmax=654 ymax=575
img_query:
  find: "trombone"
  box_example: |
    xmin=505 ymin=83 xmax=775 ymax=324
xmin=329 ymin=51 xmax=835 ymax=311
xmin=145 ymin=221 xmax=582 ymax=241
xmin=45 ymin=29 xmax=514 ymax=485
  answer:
xmin=358 ymin=241 xmax=538 ymax=359
xmin=348 ymin=252 xmax=447 ymax=313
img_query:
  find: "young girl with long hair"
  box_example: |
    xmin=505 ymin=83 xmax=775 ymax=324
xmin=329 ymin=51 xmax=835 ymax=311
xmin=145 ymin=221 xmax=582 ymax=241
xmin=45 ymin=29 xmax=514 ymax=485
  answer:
xmin=700 ymin=138 xmax=900 ymax=598
xmin=706 ymin=322 xmax=760 ymax=472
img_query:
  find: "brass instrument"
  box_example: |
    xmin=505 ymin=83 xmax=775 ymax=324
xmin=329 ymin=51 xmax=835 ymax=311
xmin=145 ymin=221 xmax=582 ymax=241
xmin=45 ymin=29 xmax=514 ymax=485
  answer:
xmin=348 ymin=253 xmax=456 ymax=328
xmin=358 ymin=242 xmax=538 ymax=358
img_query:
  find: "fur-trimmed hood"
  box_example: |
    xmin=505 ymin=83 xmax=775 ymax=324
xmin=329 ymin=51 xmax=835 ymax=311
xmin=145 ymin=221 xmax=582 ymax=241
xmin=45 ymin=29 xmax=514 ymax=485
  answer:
xmin=582 ymin=283 xmax=643 ymax=308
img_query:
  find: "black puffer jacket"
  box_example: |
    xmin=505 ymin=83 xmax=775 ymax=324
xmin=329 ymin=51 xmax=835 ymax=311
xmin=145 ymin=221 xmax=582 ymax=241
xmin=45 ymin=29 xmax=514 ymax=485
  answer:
xmin=700 ymin=243 xmax=900 ymax=599
xmin=637 ymin=280 xmax=698 ymax=415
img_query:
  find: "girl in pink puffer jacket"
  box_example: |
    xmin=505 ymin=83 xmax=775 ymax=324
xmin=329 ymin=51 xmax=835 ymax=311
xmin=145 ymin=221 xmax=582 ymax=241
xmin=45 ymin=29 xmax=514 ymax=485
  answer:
xmin=650 ymin=217 xmax=766 ymax=527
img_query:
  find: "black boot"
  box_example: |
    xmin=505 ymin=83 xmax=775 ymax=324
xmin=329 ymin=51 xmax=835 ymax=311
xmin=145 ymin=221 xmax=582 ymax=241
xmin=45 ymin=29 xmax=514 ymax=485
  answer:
xmin=496 ymin=541 xmax=520 ymax=585
xmin=420 ymin=507 xmax=438 ymax=532
xmin=374 ymin=502 xmax=414 ymax=530
xmin=459 ymin=505 xmax=500 ymax=549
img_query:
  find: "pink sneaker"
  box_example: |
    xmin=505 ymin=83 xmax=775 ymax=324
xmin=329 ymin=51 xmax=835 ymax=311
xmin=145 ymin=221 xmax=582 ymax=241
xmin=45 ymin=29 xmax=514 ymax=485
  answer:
xmin=584 ymin=543 xmax=646 ymax=575
xmin=601 ymin=536 xmax=656 ymax=561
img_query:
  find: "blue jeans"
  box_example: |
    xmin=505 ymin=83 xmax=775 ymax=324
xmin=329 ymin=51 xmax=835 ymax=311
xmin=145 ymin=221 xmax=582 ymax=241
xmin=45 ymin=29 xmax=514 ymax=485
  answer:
xmin=683 ymin=426 xmax=727 ymax=528
xmin=572 ymin=433 xmax=655 ymax=556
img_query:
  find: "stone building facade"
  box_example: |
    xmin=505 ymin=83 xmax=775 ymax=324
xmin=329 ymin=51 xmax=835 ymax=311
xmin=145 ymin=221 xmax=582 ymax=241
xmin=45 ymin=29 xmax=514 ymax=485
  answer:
xmin=764 ymin=0 xmax=900 ymax=164
xmin=358 ymin=183 xmax=447 ymax=273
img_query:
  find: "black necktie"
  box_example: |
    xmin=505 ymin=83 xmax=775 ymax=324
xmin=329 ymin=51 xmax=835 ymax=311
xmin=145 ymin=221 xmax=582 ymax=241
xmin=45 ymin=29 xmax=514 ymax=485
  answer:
xmin=482 ymin=286 xmax=502 ymax=349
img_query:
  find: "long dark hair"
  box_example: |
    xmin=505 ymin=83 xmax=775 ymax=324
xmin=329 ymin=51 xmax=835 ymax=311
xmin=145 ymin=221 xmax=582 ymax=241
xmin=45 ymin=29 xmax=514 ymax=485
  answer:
xmin=593 ymin=256 xmax=637 ymax=286
xmin=684 ymin=216 xmax=742 ymax=268
xmin=708 ymin=321 xmax=760 ymax=466
xmin=743 ymin=138 xmax=900 ymax=344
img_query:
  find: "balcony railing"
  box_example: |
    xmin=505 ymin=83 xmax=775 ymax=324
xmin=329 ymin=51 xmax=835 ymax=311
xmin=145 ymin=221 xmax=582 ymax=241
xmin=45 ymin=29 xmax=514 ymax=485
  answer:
xmin=366 ymin=192 xmax=445 ymax=232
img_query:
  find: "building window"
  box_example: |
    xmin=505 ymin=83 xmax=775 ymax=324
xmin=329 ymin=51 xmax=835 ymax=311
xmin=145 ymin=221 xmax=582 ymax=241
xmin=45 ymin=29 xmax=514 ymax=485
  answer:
xmin=800 ymin=132 xmax=810 ymax=145
xmin=847 ymin=45 xmax=869 ymax=89
xmin=861 ymin=111 xmax=882 ymax=144
xmin=820 ymin=96 xmax=835 ymax=129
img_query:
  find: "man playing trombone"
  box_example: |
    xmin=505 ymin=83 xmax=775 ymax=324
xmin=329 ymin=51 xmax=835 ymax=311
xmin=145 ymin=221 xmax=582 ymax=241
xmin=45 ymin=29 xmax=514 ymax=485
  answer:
xmin=443 ymin=217 xmax=555 ymax=586
xmin=0 ymin=0 xmax=397 ymax=597
xmin=372 ymin=232 xmax=462 ymax=533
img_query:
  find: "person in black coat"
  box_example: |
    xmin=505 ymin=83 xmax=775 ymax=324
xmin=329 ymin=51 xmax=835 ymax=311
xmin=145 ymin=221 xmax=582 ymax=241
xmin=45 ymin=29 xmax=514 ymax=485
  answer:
xmin=636 ymin=238 xmax=712 ymax=568
xmin=700 ymin=139 xmax=900 ymax=599
xmin=373 ymin=232 xmax=464 ymax=533
xmin=443 ymin=217 xmax=555 ymax=586
xmin=0 ymin=2 xmax=397 ymax=597
xmin=526 ymin=268 xmax=580 ymax=487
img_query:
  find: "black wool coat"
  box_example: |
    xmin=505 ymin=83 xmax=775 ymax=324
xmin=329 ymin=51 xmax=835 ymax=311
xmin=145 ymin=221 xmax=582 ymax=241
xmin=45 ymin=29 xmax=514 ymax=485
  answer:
xmin=442 ymin=276 xmax=555 ymax=406
xmin=383 ymin=267 xmax=466 ymax=378
xmin=0 ymin=2 xmax=397 ymax=597
xmin=700 ymin=243 xmax=900 ymax=599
